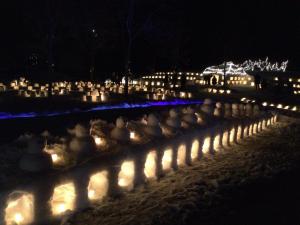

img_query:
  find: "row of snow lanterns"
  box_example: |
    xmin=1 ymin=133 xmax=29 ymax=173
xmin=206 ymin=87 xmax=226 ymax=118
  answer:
xmin=241 ymin=97 xmax=298 ymax=112
xmin=207 ymin=88 xmax=231 ymax=94
xmin=4 ymin=112 xmax=277 ymax=225
xmin=6 ymin=100 xmax=271 ymax=223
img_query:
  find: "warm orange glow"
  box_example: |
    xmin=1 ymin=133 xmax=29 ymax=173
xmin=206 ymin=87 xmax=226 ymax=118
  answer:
xmin=202 ymin=137 xmax=211 ymax=154
xmin=94 ymin=136 xmax=106 ymax=147
xmin=222 ymin=131 xmax=229 ymax=146
xmin=162 ymin=148 xmax=173 ymax=171
xmin=249 ymin=124 xmax=253 ymax=136
xmin=144 ymin=151 xmax=157 ymax=180
xmin=253 ymin=123 xmax=258 ymax=134
xmin=51 ymin=182 xmax=76 ymax=215
xmin=88 ymin=171 xmax=109 ymax=201
xmin=243 ymin=126 xmax=248 ymax=137
xmin=229 ymin=128 xmax=235 ymax=143
xmin=237 ymin=126 xmax=242 ymax=140
xmin=118 ymin=161 xmax=135 ymax=191
xmin=130 ymin=131 xmax=136 ymax=140
xmin=5 ymin=192 xmax=34 ymax=225
xmin=177 ymin=144 xmax=186 ymax=166
xmin=258 ymin=122 xmax=262 ymax=132
xmin=213 ymin=134 xmax=221 ymax=151
xmin=191 ymin=140 xmax=199 ymax=161
xmin=262 ymin=120 xmax=267 ymax=129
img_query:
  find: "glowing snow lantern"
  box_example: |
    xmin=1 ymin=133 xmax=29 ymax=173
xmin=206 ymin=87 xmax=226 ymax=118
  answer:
xmin=277 ymin=104 xmax=283 ymax=109
xmin=177 ymin=144 xmax=186 ymax=167
xmin=262 ymin=120 xmax=267 ymax=129
xmin=267 ymin=119 xmax=271 ymax=126
xmin=213 ymin=134 xmax=221 ymax=151
xmin=258 ymin=121 xmax=262 ymax=132
xmin=191 ymin=140 xmax=199 ymax=161
xmin=253 ymin=123 xmax=258 ymax=134
xmin=243 ymin=126 xmax=248 ymax=138
xmin=202 ymin=137 xmax=211 ymax=154
xmin=144 ymin=151 xmax=157 ymax=180
xmin=249 ymin=124 xmax=253 ymax=136
xmin=50 ymin=183 xmax=76 ymax=215
xmin=229 ymin=128 xmax=235 ymax=143
xmin=262 ymin=102 xmax=268 ymax=107
xmin=5 ymin=192 xmax=34 ymax=225
xmin=237 ymin=126 xmax=242 ymax=140
xmin=130 ymin=131 xmax=136 ymax=140
xmin=87 ymin=171 xmax=109 ymax=201
xmin=162 ymin=148 xmax=173 ymax=172
xmin=291 ymin=106 xmax=297 ymax=111
xmin=222 ymin=131 xmax=229 ymax=146
xmin=118 ymin=161 xmax=135 ymax=191
xmin=94 ymin=136 xmax=105 ymax=147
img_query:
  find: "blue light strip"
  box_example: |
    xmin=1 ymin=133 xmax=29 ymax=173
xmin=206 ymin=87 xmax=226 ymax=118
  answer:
xmin=0 ymin=99 xmax=203 ymax=120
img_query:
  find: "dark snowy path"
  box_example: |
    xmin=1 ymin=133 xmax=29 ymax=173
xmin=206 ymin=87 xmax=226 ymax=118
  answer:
xmin=64 ymin=121 xmax=300 ymax=225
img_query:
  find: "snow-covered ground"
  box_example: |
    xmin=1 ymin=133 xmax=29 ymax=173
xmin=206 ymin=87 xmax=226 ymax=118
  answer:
xmin=62 ymin=120 xmax=300 ymax=225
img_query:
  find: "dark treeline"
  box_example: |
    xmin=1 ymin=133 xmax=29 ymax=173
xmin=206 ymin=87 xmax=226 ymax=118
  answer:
xmin=0 ymin=0 xmax=299 ymax=81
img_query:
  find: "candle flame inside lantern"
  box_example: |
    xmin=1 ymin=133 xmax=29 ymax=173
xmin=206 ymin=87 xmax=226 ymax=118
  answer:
xmin=94 ymin=136 xmax=105 ymax=146
xmin=144 ymin=151 xmax=157 ymax=180
xmin=130 ymin=132 xmax=136 ymax=140
xmin=51 ymin=154 xmax=60 ymax=163
xmin=162 ymin=148 xmax=173 ymax=171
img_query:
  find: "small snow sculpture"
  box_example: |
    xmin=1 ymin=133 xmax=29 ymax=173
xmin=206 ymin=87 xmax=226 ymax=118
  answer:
xmin=201 ymin=98 xmax=214 ymax=115
xmin=19 ymin=136 xmax=52 ymax=172
xmin=232 ymin=103 xmax=240 ymax=118
xmin=182 ymin=106 xmax=198 ymax=128
xmin=144 ymin=114 xmax=163 ymax=137
xmin=110 ymin=117 xmax=130 ymax=142
xmin=224 ymin=103 xmax=232 ymax=118
xmin=68 ymin=124 xmax=95 ymax=155
xmin=253 ymin=104 xmax=261 ymax=117
xmin=213 ymin=102 xmax=223 ymax=117
xmin=166 ymin=109 xmax=181 ymax=128
xmin=245 ymin=103 xmax=253 ymax=117
xmin=239 ymin=104 xmax=245 ymax=117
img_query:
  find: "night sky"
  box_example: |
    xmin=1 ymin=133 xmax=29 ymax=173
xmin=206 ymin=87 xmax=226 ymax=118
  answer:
xmin=0 ymin=0 xmax=299 ymax=80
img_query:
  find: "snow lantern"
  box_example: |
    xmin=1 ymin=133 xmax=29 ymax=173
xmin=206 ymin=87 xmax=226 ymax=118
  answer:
xmin=118 ymin=161 xmax=135 ymax=191
xmin=50 ymin=182 xmax=76 ymax=215
xmin=229 ymin=127 xmax=236 ymax=143
xmin=191 ymin=140 xmax=199 ymax=161
xmin=237 ymin=125 xmax=242 ymax=140
xmin=144 ymin=151 xmax=157 ymax=180
xmin=87 ymin=171 xmax=109 ymax=201
xmin=162 ymin=148 xmax=173 ymax=172
xmin=222 ymin=131 xmax=229 ymax=146
xmin=202 ymin=137 xmax=211 ymax=154
xmin=5 ymin=192 xmax=34 ymax=225
xmin=177 ymin=144 xmax=186 ymax=167
xmin=213 ymin=134 xmax=221 ymax=151
xmin=243 ymin=126 xmax=249 ymax=138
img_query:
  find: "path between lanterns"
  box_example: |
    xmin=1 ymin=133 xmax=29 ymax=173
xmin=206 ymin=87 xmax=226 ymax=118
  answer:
xmin=62 ymin=120 xmax=300 ymax=225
